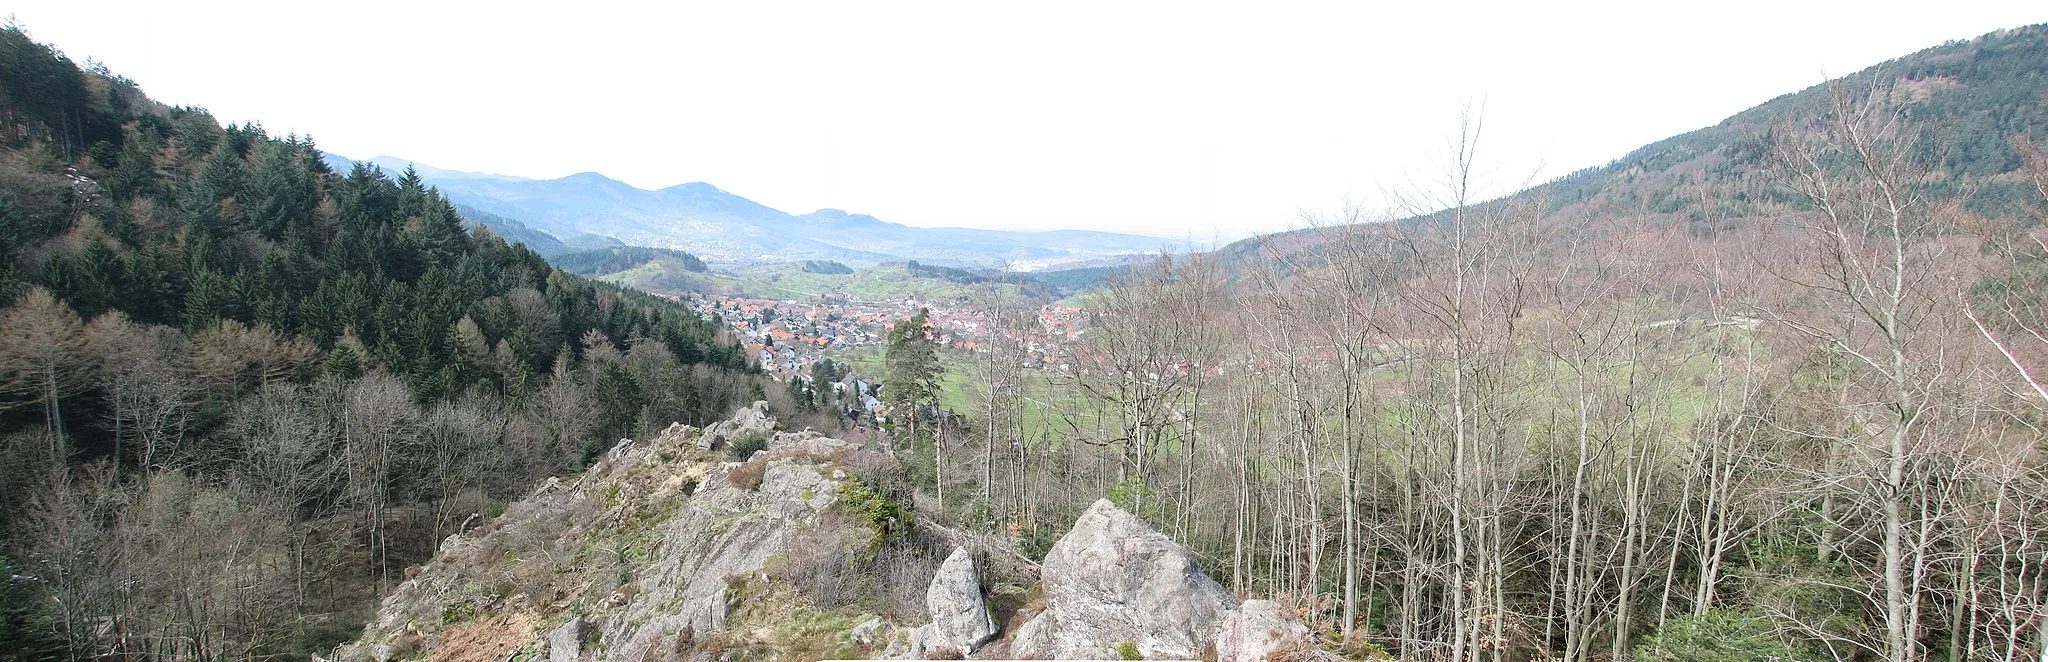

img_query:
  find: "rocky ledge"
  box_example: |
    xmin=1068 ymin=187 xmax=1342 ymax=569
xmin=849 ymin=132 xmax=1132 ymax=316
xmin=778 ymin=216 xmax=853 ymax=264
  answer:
xmin=333 ymin=405 xmax=1321 ymax=662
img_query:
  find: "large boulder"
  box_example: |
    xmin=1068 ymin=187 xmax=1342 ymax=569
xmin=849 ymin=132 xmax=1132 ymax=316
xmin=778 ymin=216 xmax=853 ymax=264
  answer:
xmin=548 ymin=616 xmax=587 ymax=662
xmin=911 ymin=547 xmax=996 ymax=657
xmin=1013 ymin=499 xmax=1241 ymax=659
xmin=1214 ymin=600 xmax=1313 ymax=662
xmin=698 ymin=401 xmax=773 ymax=451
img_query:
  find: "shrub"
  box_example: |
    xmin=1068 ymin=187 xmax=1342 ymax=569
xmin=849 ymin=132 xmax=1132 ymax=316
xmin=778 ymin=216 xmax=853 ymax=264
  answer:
xmin=877 ymin=541 xmax=944 ymax=617
xmin=774 ymin=517 xmax=873 ymax=610
xmin=1634 ymin=609 xmax=1801 ymax=662
xmin=1328 ymin=637 xmax=1394 ymax=661
xmin=1019 ymin=523 xmax=1057 ymax=562
xmin=1115 ymin=640 xmax=1144 ymax=660
xmin=1106 ymin=479 xmax=1158 ymax=518
xmin=960 ymin=496 xmax=997 ymax=532
xmin=726 ymin=430 xmax=769 ymax=460
xmin=386 ymin=634 xmax=422 ymax=660
xmin=441 ymin=600 xmax=480 ymax=625
xmin=0 ymin=554 xmax=65 ymax=659
xmin=837 ymin=477 xmax=907 ymax=548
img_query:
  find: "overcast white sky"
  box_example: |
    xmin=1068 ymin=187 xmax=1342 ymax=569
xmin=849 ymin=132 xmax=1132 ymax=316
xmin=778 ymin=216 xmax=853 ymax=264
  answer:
xmin=8 ymin=1 xmax=2045 ymax=238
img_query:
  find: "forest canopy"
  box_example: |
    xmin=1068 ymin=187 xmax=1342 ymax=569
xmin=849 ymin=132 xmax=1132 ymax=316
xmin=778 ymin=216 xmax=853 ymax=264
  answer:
xmin=0 ymin=24 xmax=776 ymax=659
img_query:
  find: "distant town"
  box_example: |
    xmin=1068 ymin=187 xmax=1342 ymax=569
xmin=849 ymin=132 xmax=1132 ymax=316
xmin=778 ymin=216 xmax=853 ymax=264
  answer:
xmin=685 ymin=293 xmax=1091 ymax=384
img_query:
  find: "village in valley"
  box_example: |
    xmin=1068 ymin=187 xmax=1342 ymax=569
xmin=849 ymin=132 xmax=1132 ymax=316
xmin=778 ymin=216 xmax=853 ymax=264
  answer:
xmin=684 ymin=291 xmax=1091 ymax=417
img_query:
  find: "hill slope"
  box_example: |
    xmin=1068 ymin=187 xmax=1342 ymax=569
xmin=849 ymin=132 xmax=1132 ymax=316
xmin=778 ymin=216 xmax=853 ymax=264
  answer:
xmin=1220 ymin=24 xmax=2048 ymax=270
xmin=0 ymin=25 xmax=773 ymax=658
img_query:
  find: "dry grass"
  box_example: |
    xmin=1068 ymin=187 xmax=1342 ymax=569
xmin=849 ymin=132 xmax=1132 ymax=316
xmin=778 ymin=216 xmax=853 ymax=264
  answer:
xmin=1269 ymin=645 xmax=1351 ymax=662
xmin=727 ymin=458 xmax=768 ymax=491
xmin=778 ymin=514 xmax=871 ymax=610
xmin=876 ymin=542 xmax=944 ymax=618
xmin=703 ymin=578 xmax=878 ymax=662
xmin=429 ymin=613 xmax=537 ymax=662
xmin=769 ymin=512 xmax=946 ymax=621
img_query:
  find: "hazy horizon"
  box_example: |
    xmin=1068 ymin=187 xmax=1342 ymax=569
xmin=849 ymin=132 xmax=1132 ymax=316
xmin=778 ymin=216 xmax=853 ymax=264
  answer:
xmin=329 ymin=151 xmax=1223 ymax=243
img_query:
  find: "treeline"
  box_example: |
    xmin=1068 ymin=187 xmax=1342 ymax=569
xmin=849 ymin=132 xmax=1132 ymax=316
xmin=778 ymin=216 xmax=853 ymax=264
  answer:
xmin=551 ymin=245 xmax=707 ymax=277
xmin=913 ymin=79 xmax=2048 ymax=661
xmin=1028 ymin=264 xmax=1125 ymax=296
xmin=801 ymin=259 xmax=853 ymax=274
xmin=0 ymin=25 xmax=767 ymax=659
xmin=903 ymin=259 xmax=1102 ymax=299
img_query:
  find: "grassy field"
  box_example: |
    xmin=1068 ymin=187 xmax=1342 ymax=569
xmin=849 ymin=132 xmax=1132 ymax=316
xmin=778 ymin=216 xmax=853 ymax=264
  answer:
xmin=835 ymin=344 xmax=1097 ymax=442
xmin=835 ymin=346 xmax=998 ymax=414
xmin=1053 ymin=290 xmax=1111 ymax=308
xmin=598 ymin=260 xmax=741 ymax=295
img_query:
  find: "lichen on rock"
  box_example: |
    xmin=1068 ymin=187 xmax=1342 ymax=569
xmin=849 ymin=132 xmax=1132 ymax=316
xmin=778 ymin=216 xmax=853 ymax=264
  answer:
xmin=910 ymin=546 xmax=996 ymax=658
xmin=1012 ymin=499 xmax=1242 ymax=660
xmin=1214 ymin=599 xmax=1315 ymax=662
xmin=335 ymin=408 xmax=1325 ymax=662
xmin=333 ymin=406 xmax=891 ymax=662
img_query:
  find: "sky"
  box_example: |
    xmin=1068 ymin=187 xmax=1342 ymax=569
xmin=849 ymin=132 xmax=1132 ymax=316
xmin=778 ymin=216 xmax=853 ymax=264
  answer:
xmin=8 ymin=1 xmax=2046 ymax=239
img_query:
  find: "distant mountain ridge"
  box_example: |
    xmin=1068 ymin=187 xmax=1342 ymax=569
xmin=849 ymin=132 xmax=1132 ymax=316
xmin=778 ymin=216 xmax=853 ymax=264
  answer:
xmin=447 ymin=203 xmax=623 ymax=257
xmin=321 ymin=153 xmax=1188 ymax=268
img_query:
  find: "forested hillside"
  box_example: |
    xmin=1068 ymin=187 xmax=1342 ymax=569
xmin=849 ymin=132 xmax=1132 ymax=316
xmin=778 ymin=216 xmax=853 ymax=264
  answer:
xmin=551 ymin=245 xmax=708 ymax=277
xmin=906 ymin=25 xmax=2048 ymax=662
xmin=449 ymin=203 xmax=573 ymax=257
xmin=1221 ymin=24 xmax=2048 ymax=273
xmin=0 ymin=25 xmax=774 ymax=658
